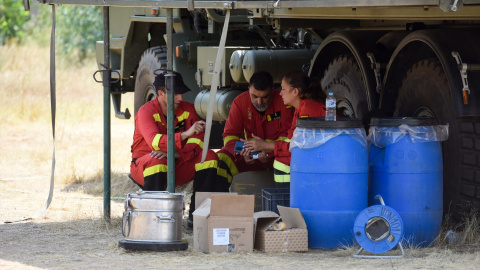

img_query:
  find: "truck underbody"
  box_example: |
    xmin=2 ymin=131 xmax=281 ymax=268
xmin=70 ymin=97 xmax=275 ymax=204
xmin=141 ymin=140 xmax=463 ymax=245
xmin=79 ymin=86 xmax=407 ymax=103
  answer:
xmin=40 ymin=0 xmax=480 ymax=222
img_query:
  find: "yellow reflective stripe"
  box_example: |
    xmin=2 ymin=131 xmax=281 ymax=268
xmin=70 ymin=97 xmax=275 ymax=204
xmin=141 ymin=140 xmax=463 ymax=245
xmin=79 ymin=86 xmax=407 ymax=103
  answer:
xmin=274 ymin=173 xmax=290 ymax=183
xmin=224 ymin=135 xmax=240 ymax=146
xmin=273 ymin=159 xmax=290 ymax=174
xmin=195 ymin=160 xmax=218 ymax=171
xmin=265 ymin=137 xmax=289 ymax=143
xmin=153 ymin=113 xmax=163 ymax=123
xmin=143 ymin=164 xmax=168 ymax=177
xmin=152 ymin=134 xmax=162 ymax=150
xmin=218 ymin=153 xmax=239 ymax=176
xmin=187 ymin=138 xmax=204 ymax=149
xmin=176 ymin=111 xmax=189 ymax=122
xmin=217 ymin=168 xmax=233 ymax=183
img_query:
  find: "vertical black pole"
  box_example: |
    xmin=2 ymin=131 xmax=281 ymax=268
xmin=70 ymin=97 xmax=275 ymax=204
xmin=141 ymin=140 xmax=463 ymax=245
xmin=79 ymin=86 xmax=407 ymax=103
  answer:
xmin=166 ymin=9 xmax=175 ymax=193
xmin=103 ymin=6 xmax=111 ymax=221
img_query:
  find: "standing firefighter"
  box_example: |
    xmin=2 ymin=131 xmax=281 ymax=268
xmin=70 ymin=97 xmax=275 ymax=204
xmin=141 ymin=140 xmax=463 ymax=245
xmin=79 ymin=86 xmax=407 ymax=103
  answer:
xmin=216 ymin=71 xmax=295 ymax=190
xmin=130 ymin=73 xmax=218 ymax=224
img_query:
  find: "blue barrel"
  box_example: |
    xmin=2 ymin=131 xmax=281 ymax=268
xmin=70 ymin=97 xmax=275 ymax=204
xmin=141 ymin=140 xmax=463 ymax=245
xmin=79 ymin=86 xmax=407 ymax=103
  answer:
xmin=368 ymin=117 xmax=444 ymax=247
xmin=290 ymin=118 xmax=368 ymax=249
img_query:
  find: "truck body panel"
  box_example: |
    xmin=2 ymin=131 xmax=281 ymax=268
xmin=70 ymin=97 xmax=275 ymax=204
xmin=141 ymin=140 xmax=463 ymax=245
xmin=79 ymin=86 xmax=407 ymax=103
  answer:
xmin=36 ymin=0 xmax=480 ymax=221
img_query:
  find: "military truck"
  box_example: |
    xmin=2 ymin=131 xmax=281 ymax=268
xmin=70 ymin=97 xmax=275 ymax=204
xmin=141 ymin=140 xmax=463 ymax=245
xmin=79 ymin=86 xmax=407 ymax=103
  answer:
xmin=37 ymin=0 xmax=480 ymax=221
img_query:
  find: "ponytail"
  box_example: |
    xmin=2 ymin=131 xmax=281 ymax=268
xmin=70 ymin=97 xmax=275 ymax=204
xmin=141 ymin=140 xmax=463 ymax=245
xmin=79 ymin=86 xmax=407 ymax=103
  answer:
xmin=283 ymin=70 xmax=326 ymax=103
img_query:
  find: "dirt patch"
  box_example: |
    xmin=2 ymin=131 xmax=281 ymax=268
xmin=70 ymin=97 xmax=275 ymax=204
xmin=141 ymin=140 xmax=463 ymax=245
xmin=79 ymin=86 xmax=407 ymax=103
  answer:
xmin=1 ymin=44 xmax=480 ymax=269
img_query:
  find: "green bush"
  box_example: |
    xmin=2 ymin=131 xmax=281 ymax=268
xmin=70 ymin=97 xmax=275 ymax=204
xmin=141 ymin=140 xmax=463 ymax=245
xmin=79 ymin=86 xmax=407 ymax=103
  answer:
xmin=0 ymin=0 xmax=31 ymax=44
xmin=55 ymin=5 xmax=103 ymax=60
xmin=1 ymin=1 xmax=103 ymax=61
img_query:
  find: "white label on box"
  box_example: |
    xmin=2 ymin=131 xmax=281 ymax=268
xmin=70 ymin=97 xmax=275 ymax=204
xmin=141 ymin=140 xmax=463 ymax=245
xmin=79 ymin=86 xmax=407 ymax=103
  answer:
xmin=208 ymin=61 xmax=214 ymax=74
xmin=213 ymin=228 xmax=229 ymax=245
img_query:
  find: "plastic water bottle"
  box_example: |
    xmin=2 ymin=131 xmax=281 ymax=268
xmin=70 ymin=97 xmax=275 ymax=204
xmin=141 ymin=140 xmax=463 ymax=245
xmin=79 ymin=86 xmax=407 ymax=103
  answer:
xmin=326 ymin=92 xmax=336 ymax=121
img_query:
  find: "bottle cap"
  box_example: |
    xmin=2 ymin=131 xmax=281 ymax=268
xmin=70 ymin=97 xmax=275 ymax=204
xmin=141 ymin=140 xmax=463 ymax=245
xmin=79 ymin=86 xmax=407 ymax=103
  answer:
xmin=329 ymin=92 xmax=333 ymax=95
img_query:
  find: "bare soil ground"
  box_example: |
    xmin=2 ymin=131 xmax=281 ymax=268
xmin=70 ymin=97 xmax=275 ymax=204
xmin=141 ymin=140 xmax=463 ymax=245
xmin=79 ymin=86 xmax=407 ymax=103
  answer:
xmin=1 ymin=44 xmax=480 ymax=269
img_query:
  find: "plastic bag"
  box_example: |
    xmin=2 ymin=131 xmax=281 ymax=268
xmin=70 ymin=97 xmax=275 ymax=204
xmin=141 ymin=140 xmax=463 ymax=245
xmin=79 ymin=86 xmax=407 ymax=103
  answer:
xmin=368 ymin=124 xmax=449 ymax=148
xmin=290 ymin=127 xmax=367 ymax=151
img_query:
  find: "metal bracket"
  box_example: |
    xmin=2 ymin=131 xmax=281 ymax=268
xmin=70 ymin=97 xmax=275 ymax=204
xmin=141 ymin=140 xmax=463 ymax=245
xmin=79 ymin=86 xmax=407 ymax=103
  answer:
xmin=452 ymin=51 xmax=471 ymax=104
xmin=353 ymin=242 xmax=405 ymax=259
xmin=93 ymin=64 xmax=131 ymax=119
xmin=187 ymin=0 xmax=194 ymax=11
xmin=223 ymin=2 xmax=234 ymax=9
xmin=367 ymin=52 xmax=385 ymax=94
xmin=93 ymin=63 xmax=120 ymax=85
xmin=23 ymin=0 xmax=30 ymax=11
xmin=439 ymin=0 xmax=464 ymax=12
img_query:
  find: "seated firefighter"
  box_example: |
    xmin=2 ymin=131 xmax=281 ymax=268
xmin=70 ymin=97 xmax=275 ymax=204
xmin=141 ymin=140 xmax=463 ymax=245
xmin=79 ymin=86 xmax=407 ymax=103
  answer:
xmin=241 ymin=70 xmax=327 ymax=188
xmin=215 ymin=71 xmax=295 ymax=191
xmin=130 ymin=73 xmax=218 ymax=224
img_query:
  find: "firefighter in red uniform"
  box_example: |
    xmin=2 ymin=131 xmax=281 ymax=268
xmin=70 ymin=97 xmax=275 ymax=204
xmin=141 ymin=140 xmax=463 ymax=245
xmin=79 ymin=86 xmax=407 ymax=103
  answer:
xmin=242 ymin=70 xmax=327 ymax=187
xmin=130 ymin=73 xmax=218 ymax=223
xmin=216 ymin=71 xmax=294 ymax=191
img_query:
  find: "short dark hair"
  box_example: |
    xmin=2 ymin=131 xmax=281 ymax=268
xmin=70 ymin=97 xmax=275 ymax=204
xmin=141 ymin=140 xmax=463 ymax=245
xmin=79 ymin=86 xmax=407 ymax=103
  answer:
xmin=249 ymin=71 xmax=273 ymax=91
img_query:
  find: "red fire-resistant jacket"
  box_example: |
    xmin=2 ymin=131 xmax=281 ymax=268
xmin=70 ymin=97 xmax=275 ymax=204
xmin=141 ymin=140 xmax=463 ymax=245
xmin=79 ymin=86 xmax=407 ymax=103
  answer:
xmin=274 ymin=99 xmax=326 ymax=161
xmin=131 ymin=99 xmax=203 ymax=162
xmin=223 ymin=90 xmax=294 ymax=157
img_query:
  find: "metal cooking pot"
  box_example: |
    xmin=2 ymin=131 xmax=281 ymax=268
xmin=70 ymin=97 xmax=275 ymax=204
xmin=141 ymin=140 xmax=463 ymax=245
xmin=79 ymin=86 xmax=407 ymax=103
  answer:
xmin=122 ymin=190 xmax=184 ymax=242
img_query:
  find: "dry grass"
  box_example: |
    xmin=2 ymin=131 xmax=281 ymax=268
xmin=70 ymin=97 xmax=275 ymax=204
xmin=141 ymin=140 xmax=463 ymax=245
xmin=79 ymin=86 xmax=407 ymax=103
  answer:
xmin=2 ymin=42 xmax=480 ymax=269
xmin=0 ymin=43 xmax=133 ymax=187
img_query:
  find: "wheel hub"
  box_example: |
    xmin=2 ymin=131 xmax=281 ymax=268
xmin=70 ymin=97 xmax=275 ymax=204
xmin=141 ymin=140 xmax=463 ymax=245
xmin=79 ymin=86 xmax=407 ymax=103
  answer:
xmin=414 ymin=107 xmax=438 ymax=122
xmin=144 ymin=85 xmax=157 ymax=103
xmin=337 ymin=99 xmax=355 ymax=118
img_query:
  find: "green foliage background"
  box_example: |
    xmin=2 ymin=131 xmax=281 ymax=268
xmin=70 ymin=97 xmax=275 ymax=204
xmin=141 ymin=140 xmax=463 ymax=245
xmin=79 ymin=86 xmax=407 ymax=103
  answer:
xmin=1 ymin=1 xmax=102 ymax=61
xmin=0 ymin=0 xmax=31 ymax=44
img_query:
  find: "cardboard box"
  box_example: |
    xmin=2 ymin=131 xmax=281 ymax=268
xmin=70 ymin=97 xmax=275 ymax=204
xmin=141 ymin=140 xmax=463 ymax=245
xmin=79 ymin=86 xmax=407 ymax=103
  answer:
xmin=193 ymin=193 xmax=255 ymax=253
xmin=230 ymin=171 xmax=276 ymax=212
xmin=254 ymin=205 xmax=308 ymax=252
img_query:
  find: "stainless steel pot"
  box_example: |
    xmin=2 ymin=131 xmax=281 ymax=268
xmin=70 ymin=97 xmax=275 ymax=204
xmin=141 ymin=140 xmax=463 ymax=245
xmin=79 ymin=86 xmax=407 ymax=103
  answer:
xmin=122 ymin=190 xmax=184 ymax=242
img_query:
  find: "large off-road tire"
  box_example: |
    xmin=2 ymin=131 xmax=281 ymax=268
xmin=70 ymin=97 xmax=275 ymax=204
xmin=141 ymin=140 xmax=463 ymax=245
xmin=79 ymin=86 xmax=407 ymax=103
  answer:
xmin=320 ymin=55 xmax=370 ymax=120
xmin=134 ymin=46 xmax=167 ymax=114
xmin=394 ymin=59 xmax=478 ymax=221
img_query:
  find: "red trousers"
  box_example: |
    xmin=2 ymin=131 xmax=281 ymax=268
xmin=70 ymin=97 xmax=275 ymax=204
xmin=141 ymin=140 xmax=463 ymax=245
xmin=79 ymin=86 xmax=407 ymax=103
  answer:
xmin=130 ymin=150 xmax=218 ymax=187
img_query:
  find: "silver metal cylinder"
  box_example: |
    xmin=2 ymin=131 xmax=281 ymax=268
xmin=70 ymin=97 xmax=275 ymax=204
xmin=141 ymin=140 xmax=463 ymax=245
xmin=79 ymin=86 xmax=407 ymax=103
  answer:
xmin=122 ymin=191 xmax=184 ymax=242
xmin=242 ymin=49 xmax=315 ymax=83
xmin=229 ymin=50 xmax=248 ymax=83
xmin=194 ymin=89 xmax=242 ymax=121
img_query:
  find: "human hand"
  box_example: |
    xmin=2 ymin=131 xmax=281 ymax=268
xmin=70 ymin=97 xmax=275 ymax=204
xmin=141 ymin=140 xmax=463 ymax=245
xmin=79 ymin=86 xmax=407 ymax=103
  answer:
xmin=243 ymin=154 xmax=255 ymax=164
xmin=186 ymin=120 xmax=206 ymax=137
xmin=150 ymin=150 xmax=167 ymax=160
xmin=257 ymin=151 xmax=270 ymax=163
xmin=241 ymin=135 xmax=265 ymax=152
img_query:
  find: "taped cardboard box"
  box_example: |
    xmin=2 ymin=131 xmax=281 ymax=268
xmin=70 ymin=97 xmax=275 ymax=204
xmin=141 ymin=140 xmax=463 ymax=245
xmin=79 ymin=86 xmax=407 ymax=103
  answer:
xmin=193 ymin=193 xmax=254 ymax=253
xmin=254 ymin=205 xmax=308 ymax=252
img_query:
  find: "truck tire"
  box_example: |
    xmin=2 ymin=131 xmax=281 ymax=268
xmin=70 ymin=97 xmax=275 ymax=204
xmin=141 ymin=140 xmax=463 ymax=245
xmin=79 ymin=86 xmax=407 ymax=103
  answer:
xmin=134 ymin=46 xmax=167 ymax=114
xmin=320 ymin=55 xmax=369 ymax=120
xmin=394 ymin=59 xmax=475 ymax=221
